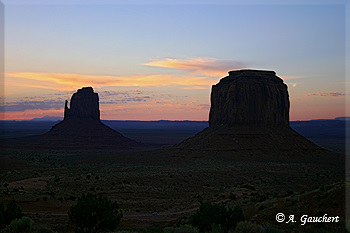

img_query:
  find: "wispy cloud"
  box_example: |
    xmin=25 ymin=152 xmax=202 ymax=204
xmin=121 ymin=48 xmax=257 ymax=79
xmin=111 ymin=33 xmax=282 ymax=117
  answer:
xmin=6 ymin=72 xmax=216 ymax=90
xmin=307 ymin=92 xmax=346 ymax=97
xmin=143 ymin=57 xmax=247 ymax=77
xmin=286 ymin=82 xmax=298 ymax=88
xmin=100 ymin=96 xmax=151 ymax=104
xmin=0 ymin=100 xmax=64 ymax=112
xmin=182 ymin=86 xmax=210 ymax=90
xmin=281 ymin=75 xmax=306 ymax=80
xmin=197 ymin=104 xmax=210 ymax=110
xmin=2 ymin=89 xmax=154 ymax=113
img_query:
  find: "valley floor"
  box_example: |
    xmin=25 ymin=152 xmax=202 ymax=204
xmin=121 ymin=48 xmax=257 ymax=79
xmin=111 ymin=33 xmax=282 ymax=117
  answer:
xmin=0 ymin=148 xmax=345 ymax=232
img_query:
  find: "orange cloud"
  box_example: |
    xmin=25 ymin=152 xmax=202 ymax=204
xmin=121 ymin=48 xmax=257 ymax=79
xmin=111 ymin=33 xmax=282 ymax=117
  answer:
xmin=286 ymin=82 xmax=298 ymax=88
xmin=143 ymin=58 xmax=247 ymax=77
xmin=182 ymin=86 xmax=209 ymax=90
xmin=6 ymin=72 xmax=216 ymax=90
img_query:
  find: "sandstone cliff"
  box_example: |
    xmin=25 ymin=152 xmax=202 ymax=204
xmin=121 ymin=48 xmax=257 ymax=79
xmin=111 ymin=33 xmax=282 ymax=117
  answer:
xmin=43 ymin=87 xmax=141 ymax=149
xmin=209 ymin=70 xmax=289 ymax=127
xmin=175 ymin=69 xmax=323 ymax=155
xmin=64 ymin=87 xmax=100 ymax=120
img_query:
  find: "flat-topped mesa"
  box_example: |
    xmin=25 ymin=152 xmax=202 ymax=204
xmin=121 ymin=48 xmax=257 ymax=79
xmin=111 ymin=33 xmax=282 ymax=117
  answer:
xmin=174 ymin=69 xmax=324 ymax=153
xmin=209 ymin=69 xmax=289 ymax=127
xmin=64 ymin=87 xmax=100 ymax=120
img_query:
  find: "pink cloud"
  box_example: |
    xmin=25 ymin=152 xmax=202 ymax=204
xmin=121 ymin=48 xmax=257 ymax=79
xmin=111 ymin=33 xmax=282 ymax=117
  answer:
xmin=144 ymin=57 xmax=247 ymax=77
xmin=307 ymin=92 xmax=345 ymax=97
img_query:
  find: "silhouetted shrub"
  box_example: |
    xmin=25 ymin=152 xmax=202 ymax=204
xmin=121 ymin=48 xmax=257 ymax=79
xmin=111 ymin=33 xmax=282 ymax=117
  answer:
xmin=209 ymin=224 xmax=225 ymax=233
xmin=138 ymin=225 xmax=163 ymax=233
xmin=0 ymin=202 xmax=5 ymax=228
xmin=5 ymin=216 xmax=33 ymax=233
xmin=68 ymin=193 xmax=122 ymax=233
xmin=33 ymin=224 xmax=55 ymax=233
xmin=229 ymin=193 xmax=238 ymax=201
xmin=189 ymin=202 xmax=244 ymax=232
xmin=164 ymin=225 xmax=199 ymax=233
xmin=233 ymin=221 xmax=264 ymax=233
xmin=3 ymin=199 xmax=23 ymax=225
xmin=263 ymin=225 xmax=282 ymax=233
xmin=12 ymin=188 xmax=19 ymax=193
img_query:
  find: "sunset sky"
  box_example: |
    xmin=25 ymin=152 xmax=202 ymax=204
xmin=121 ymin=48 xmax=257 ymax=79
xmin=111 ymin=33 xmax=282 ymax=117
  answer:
xmin=1 ymin=0 xmax=348 ymax=121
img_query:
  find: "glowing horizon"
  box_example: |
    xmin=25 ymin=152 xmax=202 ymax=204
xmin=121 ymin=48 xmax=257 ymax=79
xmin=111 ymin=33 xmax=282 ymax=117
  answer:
xmin=3 ymin=76 xmax=346 ymax=121
xmin=2 ymin=2 xmax=347 ymax=121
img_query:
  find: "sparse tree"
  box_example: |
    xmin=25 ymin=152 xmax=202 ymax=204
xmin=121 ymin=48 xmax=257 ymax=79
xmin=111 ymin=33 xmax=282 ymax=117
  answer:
xmin=4 ymin=199 xmax=23 ymax=225
xmin=189 ymin=202 xmax=244 ymax=232
xmin=0 ymin=202 xmax=5 ymax=228
xmin=233 ymin=221 xmax=264 ymax=233
xmin=68 ymin=193 xmax=122 ymax=233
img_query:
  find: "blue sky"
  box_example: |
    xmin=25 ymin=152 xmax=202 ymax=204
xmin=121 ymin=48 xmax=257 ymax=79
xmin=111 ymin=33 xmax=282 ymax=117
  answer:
xmin=1 ymin=0 xmax=348 ymax=120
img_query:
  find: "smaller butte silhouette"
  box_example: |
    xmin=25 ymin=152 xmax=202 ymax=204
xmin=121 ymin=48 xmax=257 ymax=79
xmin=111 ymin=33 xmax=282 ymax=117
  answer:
xmin=43 ymin=87 xmax=141 ymax=149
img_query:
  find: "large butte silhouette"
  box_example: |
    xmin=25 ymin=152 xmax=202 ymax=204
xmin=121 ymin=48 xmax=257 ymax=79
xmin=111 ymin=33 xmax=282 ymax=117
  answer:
xmin=175 ymin=69 xmax=323 ymax=154
xmin=43 ymin=87 xmax=141 ymax=149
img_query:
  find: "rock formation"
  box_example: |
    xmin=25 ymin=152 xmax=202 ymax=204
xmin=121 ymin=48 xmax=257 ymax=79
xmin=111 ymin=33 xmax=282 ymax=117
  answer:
xmin=209 ymin=70 xmax=289 ymax=127
xmin=42 ymin=87 xmax=141 ymax=149
xmin=175 ymin=69 xmax=323 ymax=155
xmin=64 ymin=87 xmax=100 ymax=120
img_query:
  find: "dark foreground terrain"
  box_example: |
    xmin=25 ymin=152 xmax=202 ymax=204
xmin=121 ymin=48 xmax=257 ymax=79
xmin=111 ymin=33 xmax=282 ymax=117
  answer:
xmin=0 ymin=147 xmax=345 ymax=232
xmin=0 ymin=119 xmax=347 ymax=232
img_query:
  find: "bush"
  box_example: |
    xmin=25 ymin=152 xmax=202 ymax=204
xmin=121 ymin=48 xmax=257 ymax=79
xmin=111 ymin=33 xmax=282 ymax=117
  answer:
xmin=164 ymin=225 xmax=199 ymax=233
xmin=164 ymin=227 xmax=175 ymax=233
xmin=263 ymin=225 xmax=282 ymax=233
xmin=233 ymin=221 xmax=264 ymax=233
xmin=208 ymin=224 xmax=225 ymax=233
xmin=138 ymin=226 xmax=164 ymax=233
xmin=33 ymin=224 xmax=56 ymax=233
xmin=175 ymin=225 xmax=199 ymax=233
xmin=68 ymin=193 xmax=122 ymax=233
xmin=4 ymin=216 xmax=33 ymax=233
xmin=2 ymin=199 xmax=23 ymax=225
xmin=0 ymin=202 xmax=5 ymax=228
xmin=189 ymin=202 xmax=244 ymax=233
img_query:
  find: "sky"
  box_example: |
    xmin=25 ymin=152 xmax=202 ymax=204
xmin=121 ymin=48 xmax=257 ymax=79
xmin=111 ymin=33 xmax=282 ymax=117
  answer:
xmin=1 ymin=0 xmax=348 ymax=121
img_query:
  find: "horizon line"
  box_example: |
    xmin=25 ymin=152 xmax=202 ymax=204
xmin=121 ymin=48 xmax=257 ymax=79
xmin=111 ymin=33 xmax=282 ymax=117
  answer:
xmin=2 ymin=116 xmax=349 ymax=122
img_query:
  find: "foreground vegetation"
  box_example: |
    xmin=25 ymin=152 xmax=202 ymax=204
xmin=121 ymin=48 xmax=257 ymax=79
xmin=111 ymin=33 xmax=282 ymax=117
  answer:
xmin=0 ymin=149 xmax=345 ymax=232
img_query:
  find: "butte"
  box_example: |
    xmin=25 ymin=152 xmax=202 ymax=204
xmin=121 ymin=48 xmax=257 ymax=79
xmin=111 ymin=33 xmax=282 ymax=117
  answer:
xmin=174 ymin=69 xmax=332 ymax=160
xmin=42 ymin=87 xmax=142 ymax=149
xmin=3 ymin=87 xmax=142 ymax=149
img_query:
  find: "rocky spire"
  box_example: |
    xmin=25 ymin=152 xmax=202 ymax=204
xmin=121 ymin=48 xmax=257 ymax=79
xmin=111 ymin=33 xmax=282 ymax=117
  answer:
xmin=64 ymin=87 xmax=100 ymax=120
